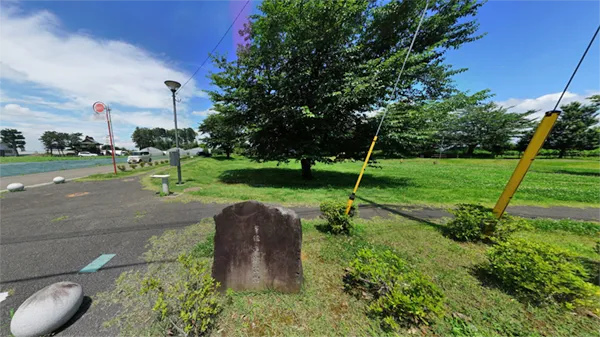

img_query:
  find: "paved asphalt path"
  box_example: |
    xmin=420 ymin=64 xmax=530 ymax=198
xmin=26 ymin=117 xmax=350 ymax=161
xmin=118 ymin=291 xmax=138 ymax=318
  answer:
xmin=0 ymin=177 xmax=598 ymax=336
xmin=0 ymin=164 xmax=117 ymax=190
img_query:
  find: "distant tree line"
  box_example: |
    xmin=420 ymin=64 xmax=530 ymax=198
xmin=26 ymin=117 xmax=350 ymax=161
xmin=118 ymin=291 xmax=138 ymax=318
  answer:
xmin=199 ymin=93 xmax=600 ymax=161
xmin=131 ymin=127 xmax=198 ymax=150
xmin=38 ymin=131 xmax=120 ymax=156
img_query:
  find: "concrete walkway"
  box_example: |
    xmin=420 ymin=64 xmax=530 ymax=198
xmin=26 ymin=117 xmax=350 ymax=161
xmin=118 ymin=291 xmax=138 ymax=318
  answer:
xmin=0 ymin=164 xmax=116 ymax=190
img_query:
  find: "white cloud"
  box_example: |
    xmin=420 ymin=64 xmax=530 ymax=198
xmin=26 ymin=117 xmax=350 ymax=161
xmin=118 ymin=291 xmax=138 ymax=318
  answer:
xmin=192 ymin=107 xmax=217 ymax=117
xmin=497 ymin=91 xmax=599 ymax=120
xmin=111 ymin=110 xmax=193 ymax=129
xmin=0 ymin=6 xmax=204 ymax=110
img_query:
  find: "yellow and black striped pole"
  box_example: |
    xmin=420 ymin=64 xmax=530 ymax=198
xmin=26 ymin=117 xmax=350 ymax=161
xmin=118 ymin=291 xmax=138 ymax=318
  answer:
xmin=492 ymin=110 xmax=560 ymax=218
xmin=343 ymin=0 xmax=428 ymax=215
xmin=345 ymin=136 xmax=378 ymax=214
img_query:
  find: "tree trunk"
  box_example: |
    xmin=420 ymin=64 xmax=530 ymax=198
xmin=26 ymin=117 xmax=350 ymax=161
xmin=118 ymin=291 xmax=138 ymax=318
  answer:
xmin=558 ymin=149 xmax=566 ymax=159
xmin=301 ymin=158 xmax=313 ymax=180
xmin=466 ymin=145 xmax=476 ymax=157
xmin=226 ymin=151 xmax=231 ymax=159
xmin=14 ymin=147 xmax=19 ymax=156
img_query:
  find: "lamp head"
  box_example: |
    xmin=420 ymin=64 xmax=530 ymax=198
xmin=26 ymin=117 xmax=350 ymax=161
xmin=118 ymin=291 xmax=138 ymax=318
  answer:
xmin=164 ymin=80 xmax=181 ymax=93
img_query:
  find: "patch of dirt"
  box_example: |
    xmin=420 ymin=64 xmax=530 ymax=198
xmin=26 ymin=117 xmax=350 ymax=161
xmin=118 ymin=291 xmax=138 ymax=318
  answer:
xmin=66 ymin=192 xmax=90 ymax=198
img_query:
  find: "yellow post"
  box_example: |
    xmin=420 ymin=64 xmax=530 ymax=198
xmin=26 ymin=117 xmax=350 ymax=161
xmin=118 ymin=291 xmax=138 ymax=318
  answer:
xmin=492 ymin=110 xmax=561 ymax=218
xmin=345 ymin=136 xmax=378 ymax=215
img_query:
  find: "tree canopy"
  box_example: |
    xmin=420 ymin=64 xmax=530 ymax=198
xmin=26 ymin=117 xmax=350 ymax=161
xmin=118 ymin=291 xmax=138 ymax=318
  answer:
xmin=198 ymin=112 xmax=243 ymax=158
xmin=0 ymin=128 xmax=26 ymax=156
xmin=447 ymin=102 xmax=535 ymax=156
xmin=131 ymin=127 xmax=198 ymax=150
xmin=208 ymin=0 xmax=484 ymax=178
xmin=545 ymin=96 xmax=600 ymax=158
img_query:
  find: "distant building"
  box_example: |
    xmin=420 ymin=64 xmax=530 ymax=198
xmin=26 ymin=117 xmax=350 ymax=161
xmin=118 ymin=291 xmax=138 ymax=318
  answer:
xmin=0 ymin=143 xmax=16 ymax=157
xmin=80 ymin=136 xmax=102 ymax=153
xmin=139 ymin=147 xmax=165 ymax=156
xmin=167 ymin=147 xmax=191 ymax=156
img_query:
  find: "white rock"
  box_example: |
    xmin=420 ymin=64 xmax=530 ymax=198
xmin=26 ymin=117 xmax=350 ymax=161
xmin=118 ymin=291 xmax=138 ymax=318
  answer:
xmin=6 ymin=183 xmax=24 ymax=192
xmin=11 ymin=282 xmax=83 ymax=337
xmin=53 ymin=176 xmax=66 ymax=184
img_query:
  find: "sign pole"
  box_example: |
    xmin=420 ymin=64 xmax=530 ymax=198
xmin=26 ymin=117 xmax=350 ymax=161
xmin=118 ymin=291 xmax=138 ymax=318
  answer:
xmin=105 ymin=106 xmax=118 ymax=175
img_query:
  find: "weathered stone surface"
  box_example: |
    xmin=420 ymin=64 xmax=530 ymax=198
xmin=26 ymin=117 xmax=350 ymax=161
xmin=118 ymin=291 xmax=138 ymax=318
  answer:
xmin=212 ymin=201 xmax=303 ymax=293
xmin=7 ymin=183 xmax=24 ymax=192
xmin=53 ymin=176 xmax=66 ymax=184
xmin=11 ymin=282 xmax=83 ymax=337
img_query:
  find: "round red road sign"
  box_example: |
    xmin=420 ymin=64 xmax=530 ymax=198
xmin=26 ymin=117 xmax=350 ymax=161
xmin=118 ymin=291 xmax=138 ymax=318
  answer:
xmin=93 ymin=101 xmax=106 ymax=113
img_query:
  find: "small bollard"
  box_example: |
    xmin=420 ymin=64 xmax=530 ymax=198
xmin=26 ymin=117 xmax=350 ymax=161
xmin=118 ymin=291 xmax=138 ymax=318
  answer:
xmin=151 ymin=174 xmax=170 ymax=194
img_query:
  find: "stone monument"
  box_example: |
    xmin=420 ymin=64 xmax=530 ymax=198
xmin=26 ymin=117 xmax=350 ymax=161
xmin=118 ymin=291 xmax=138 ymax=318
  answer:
xmin=212 ymin=201 xmax=303 ymax=293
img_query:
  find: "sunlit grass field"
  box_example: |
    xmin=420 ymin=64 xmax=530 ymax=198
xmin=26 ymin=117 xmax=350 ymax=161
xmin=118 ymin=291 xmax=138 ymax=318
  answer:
xmin=138 ymin=156 xmax=599 ymax=207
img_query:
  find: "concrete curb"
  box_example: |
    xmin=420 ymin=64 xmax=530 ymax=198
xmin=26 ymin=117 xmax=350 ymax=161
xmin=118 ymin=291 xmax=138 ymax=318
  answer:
xmin=0 ymin=176 xmax=87 ymax=193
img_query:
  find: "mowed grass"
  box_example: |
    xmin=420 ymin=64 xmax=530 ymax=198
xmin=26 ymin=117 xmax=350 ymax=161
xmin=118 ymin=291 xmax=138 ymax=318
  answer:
xmin=98 ymin=216 xmax=600 ymax=336
xmin=143 ymin=156 xmax=600 ymax=207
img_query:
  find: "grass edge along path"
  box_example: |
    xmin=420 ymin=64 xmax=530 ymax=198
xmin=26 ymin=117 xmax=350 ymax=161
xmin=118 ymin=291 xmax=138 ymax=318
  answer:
xmin=95 ymin=215 xmax=599 ymax=337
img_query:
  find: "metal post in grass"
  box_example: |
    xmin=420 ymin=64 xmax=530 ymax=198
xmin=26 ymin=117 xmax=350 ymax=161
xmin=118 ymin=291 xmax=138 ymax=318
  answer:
xmin=165 ymin=80 xmax=183 ymax=185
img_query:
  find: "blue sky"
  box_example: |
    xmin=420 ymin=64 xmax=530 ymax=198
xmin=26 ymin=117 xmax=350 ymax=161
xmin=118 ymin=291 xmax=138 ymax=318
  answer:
xmin=0 ymin=0 xmax=598 ymax=151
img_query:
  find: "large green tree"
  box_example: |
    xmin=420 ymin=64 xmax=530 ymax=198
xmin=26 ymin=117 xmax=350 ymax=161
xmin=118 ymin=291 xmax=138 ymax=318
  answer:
xmin=378 ymin=90 xmax=490 ymax=157
xmin=208 ymin=0 xmax=484 ymax=178
xmin=199 ymin=112 xmax=243 ymax=158
xmin=545 ymin=97 xmax=600 ymax=158
xmin=0 ymin=128 xmax=26 ymax=156
xmin=448 ymin=103 xmax=535 ymax=156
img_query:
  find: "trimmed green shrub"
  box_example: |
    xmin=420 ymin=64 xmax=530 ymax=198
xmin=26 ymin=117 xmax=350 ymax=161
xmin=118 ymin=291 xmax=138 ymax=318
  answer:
xmin=129 ymin=164 xmax=138 ymax=170
xmin=141 ymin=253 xmax=223 ymax=336
xmin=139 ymin=162 xmax=146 ymax=168
xmin=319 ymin=200 xmax=357 ymax=234
xmin=446 ymin=204 xmax=529 ymax=242
xmin=117 ymin=165 xmax=126 ymax=172
xmin=484 ymin=238 xmax=600 ymax=310
xmin=147 ymin=162 xmax=154 ymax=167
xmin=344 ymin=248 xmax=444 ymax=330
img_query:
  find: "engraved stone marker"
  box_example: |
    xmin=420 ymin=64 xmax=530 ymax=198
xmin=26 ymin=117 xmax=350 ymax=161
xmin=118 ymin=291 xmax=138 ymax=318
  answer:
xmin=212 ymin=201 xmax=303 ymax=293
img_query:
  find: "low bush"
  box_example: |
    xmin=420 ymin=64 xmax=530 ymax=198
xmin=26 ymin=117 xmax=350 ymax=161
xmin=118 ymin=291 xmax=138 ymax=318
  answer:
xmin=139 ymin=162 xmax=146 ymax=168
xmin=446 ymin=204 xmax=529 ymax=242
xmin=129 ymin=164 xmax=138 ymax=170
xmin=117 ymin=165 xmax=126 ymax=172
xmin=148 ymin=162 xmax=154 ymax=167
xmin=344 ymin=248 xmax=444 ymax=330
xmin=484 ymin=238 xmax=600 ymax=310
xmin=141 ymin=253 xmax=223 ymax=336
xmin=319 ymin=200 xmax=357 ymax=234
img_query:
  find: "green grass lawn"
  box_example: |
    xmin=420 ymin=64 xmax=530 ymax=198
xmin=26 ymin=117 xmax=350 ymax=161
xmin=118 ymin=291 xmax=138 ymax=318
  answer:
xmin=98 ymin=216 xmax=599 ymax=336
xmin=142 ymin=156 xmax=599 ymax=207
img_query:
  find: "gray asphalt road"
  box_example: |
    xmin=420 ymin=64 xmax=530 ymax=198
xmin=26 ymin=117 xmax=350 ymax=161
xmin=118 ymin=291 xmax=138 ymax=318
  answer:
xmin=0 ymin=165 xmax=116 ymax=190
xmin=0 ymin=177 xmax=228 ymax=336
xmin=0 ymin=177 xmax=598 ymax=336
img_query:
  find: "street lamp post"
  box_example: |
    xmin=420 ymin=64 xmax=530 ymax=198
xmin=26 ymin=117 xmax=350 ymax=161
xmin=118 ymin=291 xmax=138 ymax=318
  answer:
xmin=165 ymin=80 xmax=183 ymax=184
